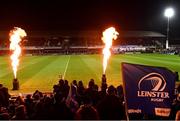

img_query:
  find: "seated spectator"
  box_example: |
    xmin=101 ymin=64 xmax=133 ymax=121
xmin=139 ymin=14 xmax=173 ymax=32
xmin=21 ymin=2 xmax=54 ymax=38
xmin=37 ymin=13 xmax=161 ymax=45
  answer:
xmin=96 ymin=85 xmax=125 ymax=120
xmin=75 ymin=104 xmax=99 ymax=120
xmin=11 ymin=105 xmax=28 ymax=120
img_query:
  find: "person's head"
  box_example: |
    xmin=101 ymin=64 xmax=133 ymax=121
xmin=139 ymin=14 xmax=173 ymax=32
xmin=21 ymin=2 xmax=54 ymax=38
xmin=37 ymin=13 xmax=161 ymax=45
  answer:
xmin=59 ymin=79 xmax=64 ymax=86
xmin=88 ymin=79 xmax=95 ymax=89
xmin=33 ymin=92 xmax=40 ymax=100
xmin=64 ymin=80 xmax=69 ymax=86
xmin=0 ymin=84 xmax=3 ymax=88
xmin=53 ymin=85 xmax=59 ymax=93
xmin=107 ymin=85 xmax=116 ymax=95
xmin=90 ymin=78 xmax=94 ymax=82
xmin=117 ymin=85 xmax=123 ymax=95
xmin=75 ymin=105 xmax=99 ymax=120
xmin=78 ymin=80 xmax=84 ymax=87
xmin=72 ymin=80 xmax=77 ymax=86
xmin=26 ymin=94 xmax=32 ymax=100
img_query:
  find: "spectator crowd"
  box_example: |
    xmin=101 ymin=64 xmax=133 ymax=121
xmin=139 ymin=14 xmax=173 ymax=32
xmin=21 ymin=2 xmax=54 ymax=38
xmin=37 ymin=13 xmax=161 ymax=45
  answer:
xmin=0 ymin=79 xmax=179 ymax=120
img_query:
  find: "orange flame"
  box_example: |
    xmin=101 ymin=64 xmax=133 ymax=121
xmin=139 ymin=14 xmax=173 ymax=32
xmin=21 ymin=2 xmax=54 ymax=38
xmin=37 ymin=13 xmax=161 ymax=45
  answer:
xmin=102 ymin=27 xmax=119 ymax=74
xmin=9 ymin=27 xmax=27 ymax=78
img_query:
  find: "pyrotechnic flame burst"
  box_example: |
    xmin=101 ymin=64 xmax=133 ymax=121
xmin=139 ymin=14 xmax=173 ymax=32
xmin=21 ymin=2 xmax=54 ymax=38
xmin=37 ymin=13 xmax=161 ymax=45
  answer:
xmin=102 ymin=27 xmax=119 ymax=74
xmin=9 ymin=27 xmax=27 ymax=78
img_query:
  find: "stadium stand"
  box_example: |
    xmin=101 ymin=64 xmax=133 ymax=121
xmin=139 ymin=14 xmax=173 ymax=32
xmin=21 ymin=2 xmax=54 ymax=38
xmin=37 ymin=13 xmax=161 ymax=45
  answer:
xmin=0 ymin=30 xmax=167 ymax=55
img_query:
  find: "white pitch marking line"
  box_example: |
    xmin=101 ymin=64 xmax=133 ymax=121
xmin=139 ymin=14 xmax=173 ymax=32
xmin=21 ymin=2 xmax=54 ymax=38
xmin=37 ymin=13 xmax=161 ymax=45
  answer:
xmin=62 ymin=55 xmax=71 ymax=79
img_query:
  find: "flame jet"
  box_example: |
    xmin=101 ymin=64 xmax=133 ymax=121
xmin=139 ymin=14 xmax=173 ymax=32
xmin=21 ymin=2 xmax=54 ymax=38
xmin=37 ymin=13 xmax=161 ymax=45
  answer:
xmin=9 ymin=27 xmax=27 ymax=78
xmin=102 ymin=27 xmax=119 ymax=74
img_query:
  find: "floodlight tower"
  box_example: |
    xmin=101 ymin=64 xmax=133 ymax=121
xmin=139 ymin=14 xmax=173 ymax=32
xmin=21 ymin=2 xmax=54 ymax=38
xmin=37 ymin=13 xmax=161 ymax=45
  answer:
xmin=164 ymin=7 xmax=174 ymax=49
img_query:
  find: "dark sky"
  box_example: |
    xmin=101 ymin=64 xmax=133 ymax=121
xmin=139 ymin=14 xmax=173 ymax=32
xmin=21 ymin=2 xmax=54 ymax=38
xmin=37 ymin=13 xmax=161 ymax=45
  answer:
xmin=0 ymin=0 xmax=180 ymax=38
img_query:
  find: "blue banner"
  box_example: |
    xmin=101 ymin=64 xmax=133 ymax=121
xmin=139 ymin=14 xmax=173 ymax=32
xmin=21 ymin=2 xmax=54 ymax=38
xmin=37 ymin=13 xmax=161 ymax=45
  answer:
xmin=122 ymin=63 xmax=175 ymax=117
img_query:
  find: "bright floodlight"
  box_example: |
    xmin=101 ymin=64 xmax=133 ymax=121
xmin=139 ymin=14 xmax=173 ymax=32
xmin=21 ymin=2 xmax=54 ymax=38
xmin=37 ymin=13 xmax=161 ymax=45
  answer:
xmin=164 ymin=8 xmax=174 ymax=18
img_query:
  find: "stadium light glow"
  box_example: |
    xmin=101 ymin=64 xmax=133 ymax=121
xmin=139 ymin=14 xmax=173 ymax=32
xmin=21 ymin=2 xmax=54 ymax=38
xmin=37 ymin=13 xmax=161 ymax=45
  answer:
xmin=164 ymin=7 xmax=175 ymax=49
xmin=164 ymin=8 xmax=174 ymax=18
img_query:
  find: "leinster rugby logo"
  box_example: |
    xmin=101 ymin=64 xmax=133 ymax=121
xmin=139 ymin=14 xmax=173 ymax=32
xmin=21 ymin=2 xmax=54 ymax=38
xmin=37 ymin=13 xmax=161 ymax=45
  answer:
xmin=137 ymin=73 xmax=169 ymax=101
xmin=138 ymin=73 xmax=166 ymax=91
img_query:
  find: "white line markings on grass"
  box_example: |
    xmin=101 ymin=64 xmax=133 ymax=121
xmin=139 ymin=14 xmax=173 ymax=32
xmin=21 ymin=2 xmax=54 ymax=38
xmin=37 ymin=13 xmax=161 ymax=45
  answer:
xmin=62 ymin=55 xmax=71 ymax=79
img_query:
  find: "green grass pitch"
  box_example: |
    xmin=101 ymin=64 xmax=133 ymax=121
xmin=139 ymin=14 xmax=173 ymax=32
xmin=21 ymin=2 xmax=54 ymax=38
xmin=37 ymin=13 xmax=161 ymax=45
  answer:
xmin=0 ymin=54 xmax=180 ymax=94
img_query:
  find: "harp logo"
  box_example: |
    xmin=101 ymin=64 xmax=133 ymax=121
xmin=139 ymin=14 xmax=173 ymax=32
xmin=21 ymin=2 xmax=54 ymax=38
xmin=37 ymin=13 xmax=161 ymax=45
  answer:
xmin=138 ymin=73 xmax=166 ymax=91
xmin=137 ymin=73 xmax=169 ymax=101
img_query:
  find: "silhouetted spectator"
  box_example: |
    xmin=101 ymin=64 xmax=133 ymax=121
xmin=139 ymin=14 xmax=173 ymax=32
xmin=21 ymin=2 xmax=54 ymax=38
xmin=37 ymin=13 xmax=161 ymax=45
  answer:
xmin=64 ymin=80 xmax=70 ymax=99
xmin=88 ymin=79 xmax=95 ymax=89
xmin=91 ymin=84 xmax=99 ymax=105
xmin=77 ymin=81 xmax=85 ymax=96
xmin=71 ymin=80 xmax=78 ymax=99
xmin=66 ymin=81 xmax=79 ymax=113
xmin=33 ymin=90 xmax=43 ymax=100
xmin=75 ymin=104 xmax=99 ymax=120
xmin=99 ymin=83 xmax=107 ymax=100
xmin=117 ymin=85 xmax=124 ymax=101
xmin=24 ymin=94 xmax=34 ymax=119
xmin=96 ymin=85 xmax=125 ymax=120
xmin=0 ymin=84 xmax=10 ymax=108
xmin=14 ymin=96 xmax=24 ymax=106
xmin=59 ymin=79 xmax=64 ymax=87
xmin=84 ymin=79 xmax=95 ymax=104
xmin=52 ymin=101 xmax=74 ymax=120
xmin=53 ymin=85 xmax=60 ymax=94
xmin=11 ymin=105 xmax=28 ymax=120
xmin=77 ymin=81 xmax=85 ymax=105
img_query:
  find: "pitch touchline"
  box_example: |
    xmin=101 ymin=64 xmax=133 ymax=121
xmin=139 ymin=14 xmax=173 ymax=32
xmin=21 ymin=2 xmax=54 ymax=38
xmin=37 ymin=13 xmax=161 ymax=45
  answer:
xmin=62 ymin=55 xmax=71 ymax=79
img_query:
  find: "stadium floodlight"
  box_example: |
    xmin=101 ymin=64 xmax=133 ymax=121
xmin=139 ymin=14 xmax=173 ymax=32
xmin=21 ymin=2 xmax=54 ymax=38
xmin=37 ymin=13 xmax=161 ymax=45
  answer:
xmin=164 ymin=8 xmax=174 ymax=18
xmin=164 ymin=7 xmax=175 ymax=49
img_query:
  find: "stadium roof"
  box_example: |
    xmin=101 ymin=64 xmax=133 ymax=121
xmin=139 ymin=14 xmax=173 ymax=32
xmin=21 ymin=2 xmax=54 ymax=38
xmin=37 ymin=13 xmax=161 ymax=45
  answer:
xmin=120 ymin=31 xmax=165 ymax=38
xmin=0 ymin=30 xmax=165 ymax=39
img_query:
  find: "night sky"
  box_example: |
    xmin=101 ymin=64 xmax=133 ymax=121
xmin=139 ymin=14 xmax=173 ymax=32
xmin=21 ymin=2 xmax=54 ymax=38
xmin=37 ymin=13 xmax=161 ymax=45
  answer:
xmin=0 ymin=0 xmax=180 ymax=38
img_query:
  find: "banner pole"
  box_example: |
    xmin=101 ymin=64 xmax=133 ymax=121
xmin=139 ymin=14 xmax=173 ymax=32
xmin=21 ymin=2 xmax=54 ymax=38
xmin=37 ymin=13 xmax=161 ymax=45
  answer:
xmin=121 ymin=63 xmax=129 ymax=120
